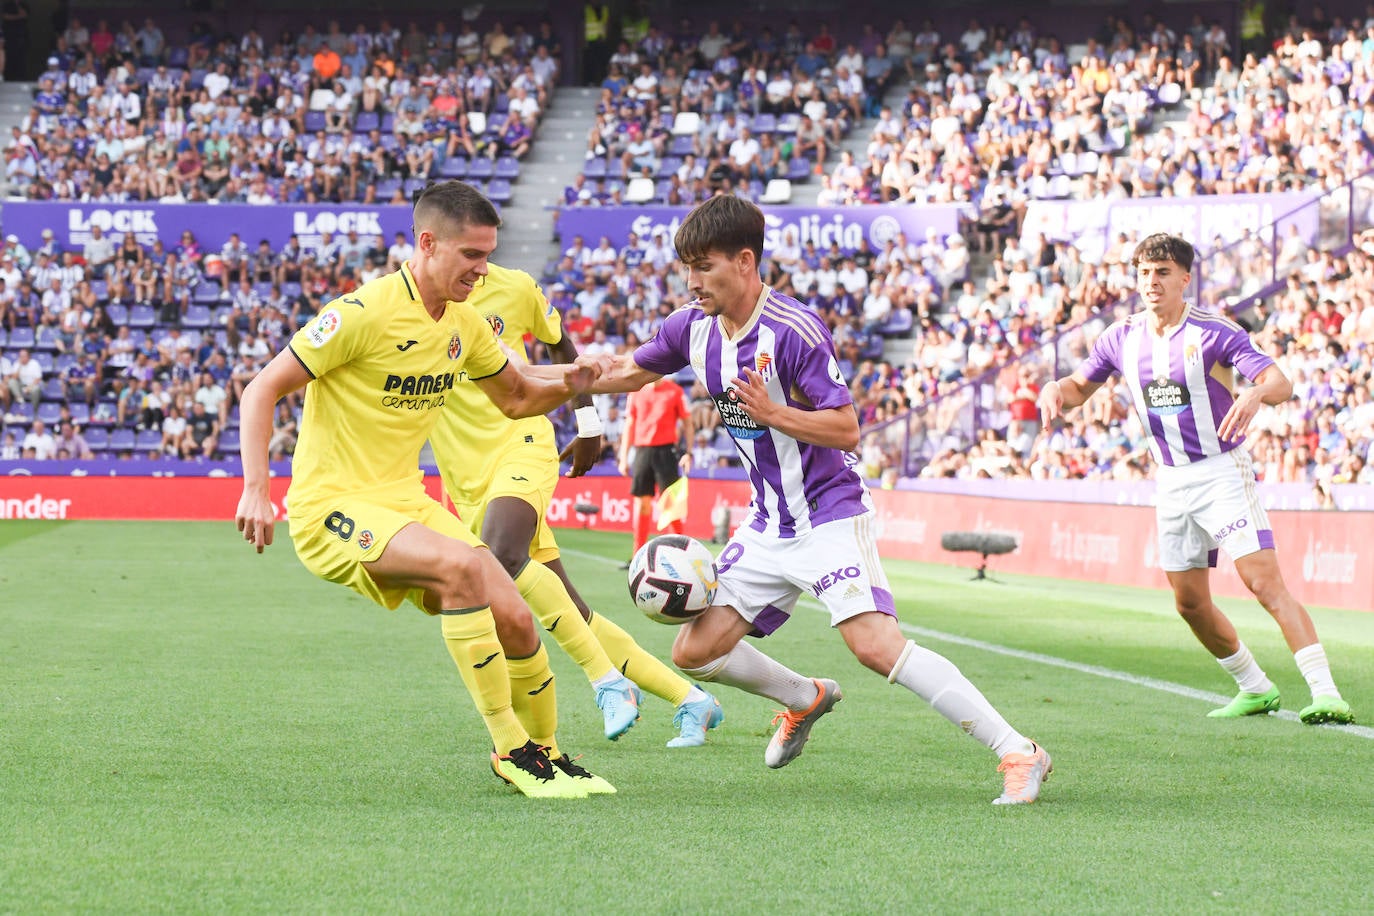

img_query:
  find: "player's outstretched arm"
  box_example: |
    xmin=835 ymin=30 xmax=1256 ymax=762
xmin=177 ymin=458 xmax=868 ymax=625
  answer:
xmin=586 ymin=352 xmax=663 ymax=394
xmin=1037 ymin=371 xmax=1101 ymax=431
xmin=473 ymin=354 xmax=602 ymax=420
xmin=235 ymin=349 xmax=311 ymax=553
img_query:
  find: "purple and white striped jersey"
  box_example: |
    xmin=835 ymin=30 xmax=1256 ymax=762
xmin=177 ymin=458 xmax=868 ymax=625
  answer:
xmin=634 ymin=286 xmax=871 ymax=538
xmin=1079 ymin=306 xmax=1274 ymax=467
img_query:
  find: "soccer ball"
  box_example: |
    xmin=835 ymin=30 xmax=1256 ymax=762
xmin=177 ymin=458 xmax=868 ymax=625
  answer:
xmin=627 ymin=535 xmax=718 ymax=625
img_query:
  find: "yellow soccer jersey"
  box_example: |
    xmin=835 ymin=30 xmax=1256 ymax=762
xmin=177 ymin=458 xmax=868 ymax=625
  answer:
xmin=431 ymin=263 xmax=563 ymax=503
xmin=287 ymin=262 xmax=508 ymax=512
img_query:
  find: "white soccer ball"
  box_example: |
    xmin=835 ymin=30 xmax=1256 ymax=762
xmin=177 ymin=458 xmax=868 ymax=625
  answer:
xmin=627 ymin=535 xmax=718 ymax=625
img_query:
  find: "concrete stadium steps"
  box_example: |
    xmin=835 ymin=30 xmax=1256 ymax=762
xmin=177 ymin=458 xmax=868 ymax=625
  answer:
xmin=495 ymin=86 xmax=601 ymax=277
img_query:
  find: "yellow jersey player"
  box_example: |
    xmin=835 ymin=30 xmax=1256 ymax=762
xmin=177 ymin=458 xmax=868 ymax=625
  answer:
xmin=234 ymin=181 xmax=613 ymax=797
xmin=431 ymin=263 xmax=724 ymax=748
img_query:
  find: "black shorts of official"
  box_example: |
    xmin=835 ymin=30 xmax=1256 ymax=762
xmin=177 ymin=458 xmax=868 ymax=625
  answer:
xmin=630 ymin=443 xmax=680 ymax=497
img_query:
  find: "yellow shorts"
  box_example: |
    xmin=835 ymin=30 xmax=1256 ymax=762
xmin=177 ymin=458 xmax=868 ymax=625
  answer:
xmin=289 ymin=493 xmax=483 ymax=611
xmin=450 ymin=438 xmax=561 ymax=565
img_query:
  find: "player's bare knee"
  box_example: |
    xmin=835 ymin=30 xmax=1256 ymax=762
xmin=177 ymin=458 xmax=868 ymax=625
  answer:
xmin=430 ymin=546 xmax=486 ymax=608
xmin=671 ymin=626 xmax=713 ymax=670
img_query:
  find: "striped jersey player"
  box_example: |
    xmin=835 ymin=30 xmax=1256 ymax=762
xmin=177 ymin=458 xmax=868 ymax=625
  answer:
xmin=1040 ymin=231 xmax=1353 ymax=725
xmin=592 ymin=194 xmax=1053 ymax=803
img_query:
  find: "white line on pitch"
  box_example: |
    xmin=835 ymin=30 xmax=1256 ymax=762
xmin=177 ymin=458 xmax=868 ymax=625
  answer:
xmin=565 ymin=547 xmax=1373 ymax=740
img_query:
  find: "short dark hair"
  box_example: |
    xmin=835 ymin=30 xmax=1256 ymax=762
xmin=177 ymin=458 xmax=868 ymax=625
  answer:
xmin=411 ymin=180 xmax=501 ymax=238
xmin=674 ymin=194 xmax=765 ymax=268
xmin=1130 ymin=233 xmax=1195 ymax=272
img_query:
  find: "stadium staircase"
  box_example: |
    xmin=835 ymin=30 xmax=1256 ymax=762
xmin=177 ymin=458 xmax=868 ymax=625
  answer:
xmin=498 ymin=85 xmax=602 ymax=278
xmin=0 ymin=81 xmax=34 ymax=204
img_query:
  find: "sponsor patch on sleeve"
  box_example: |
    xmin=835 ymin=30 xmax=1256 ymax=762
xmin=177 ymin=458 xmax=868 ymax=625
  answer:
xmin=307 ymin=309 xmax=342 ymax=348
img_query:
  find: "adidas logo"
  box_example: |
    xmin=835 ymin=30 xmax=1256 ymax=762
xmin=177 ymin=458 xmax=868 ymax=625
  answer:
xmin=843 ymin=584 xmax=864 ymax=600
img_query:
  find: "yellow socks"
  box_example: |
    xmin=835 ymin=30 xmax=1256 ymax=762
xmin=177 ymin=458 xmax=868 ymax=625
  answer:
xmin=505 ymin=642 xmax=560 ymax=758
xmin=513 ymin=560 xmax=616 ymax=684
xmin=589 ymin=612 xmax=692 ymax=706
xmin=440 ymin=606 xmax=527 ymax=754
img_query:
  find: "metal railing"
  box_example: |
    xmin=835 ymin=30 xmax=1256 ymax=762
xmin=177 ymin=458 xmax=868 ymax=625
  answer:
xmin=864 ymin=170 xmax=1374 ymax=477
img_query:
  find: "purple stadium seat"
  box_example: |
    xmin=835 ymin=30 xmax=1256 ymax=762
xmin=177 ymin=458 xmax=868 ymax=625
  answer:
xmin=134 ymin=429 xmax=163 ymax=452
xmin=107 ymin=428 xmax=136 ymax=452
xmin=439 ymin=156 xmax=469 ymax=178
xmin=107 ymin=303 xmax=129 ymax=325
xmin=486 ymin=178 xmax=513 ymax=203
xmin=34 ymin=324 xmax=59 ymax=348
xmin=494 ymin=155 xmax=520 ymax=180
xmin=36 ymin=402 xmax=63 ymax=425
xmin=84 ymin=426 xmax=109 ymax=450
xmin=467 ymin=156 xmax=494 ymax=180
xmin=40 ymin=378 xmax=65 ymax=401
xmin=183 ymin=304 xmax=213 ymax=329
xmin=128 ymin=304 xmax=157 ymax=328
xmin=303 ymin=111 xmax=327 ymax=133
xmin=218 ymin=428 xmax=241 ymax=454
xmin=354 ymin=110 xmax=380 ymax=132
xmin=7 ymin=326 xmax=34 ymax=349
xmin=582 ymin=156 xmax=607 ymax=179
xmin=68 ymin=403 xmax=89 ymax=426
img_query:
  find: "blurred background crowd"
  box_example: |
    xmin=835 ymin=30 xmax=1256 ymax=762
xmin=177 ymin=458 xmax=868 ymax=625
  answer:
xmin=1 ymin=1 xmax=1371 ymax=496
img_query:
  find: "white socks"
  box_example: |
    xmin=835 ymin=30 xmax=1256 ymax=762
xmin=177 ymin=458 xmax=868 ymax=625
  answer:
xmin=888 ymin=640 xmax=1033 ymax=759
xmin=1294 ymin=643 xmax=1342 ymax=700
xmin=1217 ymin=641 xmax=1274 ymax=694
xmin=679 ymin=641 xmax=819 ymax=710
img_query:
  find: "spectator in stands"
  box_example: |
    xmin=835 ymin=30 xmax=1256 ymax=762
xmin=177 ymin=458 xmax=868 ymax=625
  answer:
xmin=22 ymin=419 xmax=56 ymax=459
xmin=179 ymin=398 xmax=219 ymax=459
xmin=6 ymin=348 xmax=42 ymax=410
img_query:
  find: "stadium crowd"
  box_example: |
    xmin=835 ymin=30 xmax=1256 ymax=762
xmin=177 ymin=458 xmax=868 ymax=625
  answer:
xmin=1 ymin=7 xmax=1372 ymax=491
xmin=7 ymin=14 xmax=559 ymax=205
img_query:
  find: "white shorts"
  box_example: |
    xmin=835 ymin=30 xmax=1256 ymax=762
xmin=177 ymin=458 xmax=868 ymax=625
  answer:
xmin=1155 ymin=449 xmax=1275 ymax=572
xmin=712 ymin=512 xmax=897 ymax=637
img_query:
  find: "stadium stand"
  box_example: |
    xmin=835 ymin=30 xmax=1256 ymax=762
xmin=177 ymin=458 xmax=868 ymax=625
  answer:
xmin=0 ymin=5 xmax=1370 ymax=489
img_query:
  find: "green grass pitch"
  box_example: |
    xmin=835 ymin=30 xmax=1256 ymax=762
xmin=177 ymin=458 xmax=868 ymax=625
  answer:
xmin=3 ymin=521 xmax=1372 ymax=913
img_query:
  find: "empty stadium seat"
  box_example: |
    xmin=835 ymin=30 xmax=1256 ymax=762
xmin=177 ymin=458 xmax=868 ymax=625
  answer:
xmin=467 ymin=156 xmax=494 ymax=180
xmin=182 ymin=305 xmax=213 ymax=329
xmin=494 ymin=155 xmax=520 ymax=180
xmin=486 ymin=178 xmax=513 ymax=203
xmin=36 ymin=402 xmax=63 ymax=425
xmin=354 ymin=110 xmax=380 ymax=132
xmin=39 ymin=378 xmax=64 ymax=401
xmin=760 ymin=178 xmax=792 ymax=203
xmin=786 ymin=157 xmax=812 ymax=181
xmin=582 ymin=156 xmax=608 ymax=179
xmin=128 ymin=304 xmax=157 ymax=328
xmin=106 ymin=304 xmax=129 ymax=325
xmin=134 ymin=429 xmax=162 ymax=452
xmin=671 ymin=111 xmax=701 ymax=136
xmin=7 ymin=326 xmax=34 ymax=348
xmin=107 ymin=428 xmax=136 ymax=452
xmin=625 ymin=177 xmax=656 ymax=203
xmin=218 ymin=428 xmax=241 ymax=454
xmin=68 ymin=403 xmax=89 ymax=426
xmin=84 ymin=426 xmax=109 ymax=451
xmin=439 ymin=156 xmax=469 ymax=178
